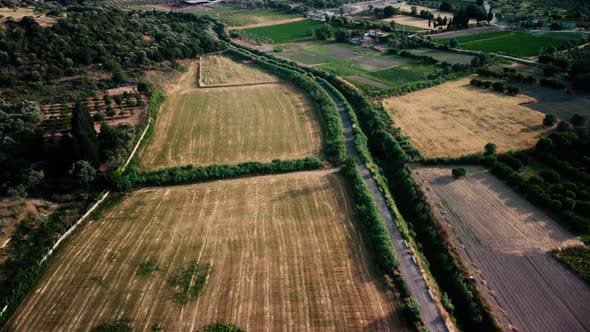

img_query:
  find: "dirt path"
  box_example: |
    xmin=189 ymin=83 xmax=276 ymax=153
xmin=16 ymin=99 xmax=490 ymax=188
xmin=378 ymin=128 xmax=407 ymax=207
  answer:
xmin=226 ymin=17 xmax=305 ymax=31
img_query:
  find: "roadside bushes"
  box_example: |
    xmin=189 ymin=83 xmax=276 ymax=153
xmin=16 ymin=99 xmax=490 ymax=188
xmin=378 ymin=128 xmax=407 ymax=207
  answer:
xmin=112 ymin=157 xmax=323 ymax=190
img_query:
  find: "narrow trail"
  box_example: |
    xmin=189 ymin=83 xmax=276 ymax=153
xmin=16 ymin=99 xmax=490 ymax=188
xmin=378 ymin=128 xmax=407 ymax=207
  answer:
xmin=320 ymin=84 xmax=449 ymax=332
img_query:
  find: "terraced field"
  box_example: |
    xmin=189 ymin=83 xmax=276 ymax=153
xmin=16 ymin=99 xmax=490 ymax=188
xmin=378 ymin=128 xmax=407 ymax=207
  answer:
xmin=140 ymin=60 xmax=321 ymax=169
xmin=3 ymin=171 xmax=404 ymax=331
xmin=412 ymin=165 xmax=590 ymax=332
xmin=383 ymin=78 xmax=551 ymax=158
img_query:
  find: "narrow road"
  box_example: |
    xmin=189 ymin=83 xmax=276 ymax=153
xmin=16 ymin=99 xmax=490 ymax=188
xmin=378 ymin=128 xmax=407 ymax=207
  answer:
xmin=321 ymin=84 xmax=449 ymax=332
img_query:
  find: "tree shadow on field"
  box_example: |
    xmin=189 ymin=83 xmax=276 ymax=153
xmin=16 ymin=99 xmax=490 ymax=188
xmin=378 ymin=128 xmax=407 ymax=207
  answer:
xmin=472 ymin=169 xmax=577 ymax=246
xmin=520 ymin=124 xmax=548 ymax=133
xmin=431 ymin=175 xmax=455 ymax=185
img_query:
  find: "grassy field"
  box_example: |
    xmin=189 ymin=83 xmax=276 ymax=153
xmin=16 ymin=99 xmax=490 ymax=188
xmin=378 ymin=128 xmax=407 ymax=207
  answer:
xmin=240 ymin=20 xmax=325 ymax=43
xmin=439 ymin=31 xmax=577 ymax=57
xmin=140 ymin=61 xmax=321 ymax=168
xmin=383 ymin=78 xmax=551 ymax=158
xmin=276 ymin=41 xmax=440 ymax=90
xmin=368 ymin=64 xmax=438 ymax=87
xmin=412 ymin=165 xmax=589 ymax=332
xmin=406 ymin=48 xmax=474 ymax=64
xmin=4 ymin=171 xmax=404 ymax=331
xmin=199 ymin=54 xmax=278 ymax=86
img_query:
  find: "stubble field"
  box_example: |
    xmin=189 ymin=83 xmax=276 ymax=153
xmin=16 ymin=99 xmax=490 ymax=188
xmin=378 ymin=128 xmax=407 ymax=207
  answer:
xmin=383 ymin=78 xmax=550 ymax=158
xmin=199 ymin=54 xmax=279 ymax=86
xmin=140 ymin=59 xmax=321 ymax=169
xmin=412 ymin=165 xmax=590 ymax=332
xmin=3 ymin=171 xmax=404 ymax=331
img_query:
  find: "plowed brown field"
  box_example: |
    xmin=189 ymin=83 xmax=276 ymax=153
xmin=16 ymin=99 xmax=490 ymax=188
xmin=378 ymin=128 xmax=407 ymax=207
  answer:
xmin=412 ymin=165 xmax=590 ymax=332
xmin=383 ymin=78 xmax=551 ymax=158
xmin=3 ymin=171 xmax=404 ymax=331
xmin=140 ymin=60 xmax=321 ymax=169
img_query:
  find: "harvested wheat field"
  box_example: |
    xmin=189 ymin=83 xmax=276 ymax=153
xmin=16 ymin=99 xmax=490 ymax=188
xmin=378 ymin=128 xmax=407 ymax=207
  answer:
xmin=412 ymin=165 xmax=590 ymax=332
xmin=383 ymin=78 xmax=550 ymax=158
xmin=199 ymin=54 xmax=279 ymax=86
xmin=3 ymin=170 xmax=404 ymax=331
xmin=140 ymin=64 xmax=321 ymax=169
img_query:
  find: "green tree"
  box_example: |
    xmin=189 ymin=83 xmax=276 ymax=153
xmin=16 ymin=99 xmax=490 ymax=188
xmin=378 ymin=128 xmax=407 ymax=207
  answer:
xmin=484 ymin=142 xmax=497 ymax=156
xmin=335 ymin=30 xmax=352 ymax=42
xmin=313 ymin=24 xmax=334 ymax=40
xmin=449 ymin=38 xmax=458 ymax=48
xmin=383 ymin=6 xmax=397 ymax=18
xmin=71 ymin=103 xmax=99 ymax=165
xmin=69 ymin=160 xmax=96 ymax=187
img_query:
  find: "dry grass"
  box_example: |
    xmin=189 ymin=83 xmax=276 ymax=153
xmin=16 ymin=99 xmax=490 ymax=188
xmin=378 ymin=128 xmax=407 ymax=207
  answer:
xmin=140 ymin=61 xmax=321 ymax=169
xmin=0 ymin=8 xmax=57 ymax=27
xmin=412 ymin=165 xmax=590 ymax=332
xmin=383 ymin=15 xmax=432 ymax=29
xmin=4 ymin=171 xmax=404 ymax=331
xmin=382 ymin=78 xmax=551 ymax=158
xmin=199 ymin=55 xmax=279 ymax=86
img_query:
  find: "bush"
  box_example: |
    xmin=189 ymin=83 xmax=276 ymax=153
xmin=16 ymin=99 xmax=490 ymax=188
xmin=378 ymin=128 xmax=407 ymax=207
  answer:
xmin=484 ymin=142 xmax=497 ymax=156
xmin=452 ymin=168 xmax=467 ymax=178
xmin=506 ymin=85 xmax=520 ymax=96
xmin=543 ymin=114 xmax=557 ymax=126
xmin=540 ymin=169 xmax=561 ymax=183
xmin=470 ymin=79 xmax=482 ymax=87
xmin=491 ymin=82 xmax=505 ymax=93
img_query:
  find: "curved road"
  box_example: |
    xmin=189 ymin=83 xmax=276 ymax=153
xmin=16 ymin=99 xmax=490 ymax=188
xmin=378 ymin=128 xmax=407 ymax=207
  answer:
xmin=321 ymin=85 xmax=449 ymax=332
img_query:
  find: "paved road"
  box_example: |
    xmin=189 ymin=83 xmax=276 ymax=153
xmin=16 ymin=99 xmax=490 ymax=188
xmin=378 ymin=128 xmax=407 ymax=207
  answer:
xmin=321 ymin=84 xmax=449 ymax=332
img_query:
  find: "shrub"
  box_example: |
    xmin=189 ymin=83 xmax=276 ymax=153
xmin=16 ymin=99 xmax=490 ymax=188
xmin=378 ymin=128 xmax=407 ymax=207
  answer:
xmin=484 ymin=142 xmax=497 ymax=156
xmin=481 ymin=80 xmax=492 ymax=88
xmin=273 ymin=46 xmax=284 ymax=53
xmin=540 ymin=169 xmax=561 ymax=183
xmin=404 ymin=297 xmax=423 ymax=323
xmin=452 ymin=167 xmax=467 ymax=178
xmin=543 ymin=114 xmax=556 ymax=126
xmin=491 ymin=82 xmax=505 ymax=92
xmin=506 ymin=86 xmax=520 ymax=96
xmin=470 ymin=79 xmax=482 ymax=87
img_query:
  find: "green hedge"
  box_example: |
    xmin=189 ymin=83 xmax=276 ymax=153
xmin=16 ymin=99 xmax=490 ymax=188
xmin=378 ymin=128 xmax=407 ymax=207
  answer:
xmin=113 ymin=157 xmax=324 ymax=190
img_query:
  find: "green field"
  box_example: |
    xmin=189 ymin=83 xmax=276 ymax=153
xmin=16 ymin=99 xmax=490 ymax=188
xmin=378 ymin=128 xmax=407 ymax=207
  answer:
xmin=275 ymin=41 xmax=440 ymax=91
xmin=407 ymin=48 xmax=474 ymax=64
xmin=367 ymin=64 xmax=438 ymax=87
xmin=241 ymin=20 xmax=325 ymax=43
xmin=439 ymin=31 xmax=578 ymax=57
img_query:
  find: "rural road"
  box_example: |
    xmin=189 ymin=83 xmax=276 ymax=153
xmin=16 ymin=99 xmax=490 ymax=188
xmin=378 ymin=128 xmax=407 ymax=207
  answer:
xmin=321 ymin=84 xmax=449 ymax=332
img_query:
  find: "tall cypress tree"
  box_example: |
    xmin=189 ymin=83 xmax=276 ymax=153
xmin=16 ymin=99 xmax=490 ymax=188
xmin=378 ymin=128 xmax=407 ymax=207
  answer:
xmin=71 ymin=102 xmax=99 ymax=166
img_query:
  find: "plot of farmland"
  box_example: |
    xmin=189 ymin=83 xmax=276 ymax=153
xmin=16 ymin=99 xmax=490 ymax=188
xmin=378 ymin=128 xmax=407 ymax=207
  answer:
xmin=438 ymin=31 xmax=575 ymax=57
xmin=276 ymin=41 xmax=440 ymax=90
xmin=240 ymin=19 xmax=325 ymax=43
xmin=382 ymin=78 xmax=550 ymax=158
xmin=412 ymin=165 xmax=590 ymax=332
xmin=199 ymin=54 xmax=278 ymax=86
xmin=406 ymin=48 xmax=474 ymax=64
xmin=3 ymin=171 xmax=404 ymax=331
xmin=140 ymin=61 xmax=321 ymax=169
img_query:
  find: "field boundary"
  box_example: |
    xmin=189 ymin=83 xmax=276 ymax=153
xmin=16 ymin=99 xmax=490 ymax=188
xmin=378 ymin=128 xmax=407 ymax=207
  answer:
xmin=197 ymin=54 xmax=280 ymax=88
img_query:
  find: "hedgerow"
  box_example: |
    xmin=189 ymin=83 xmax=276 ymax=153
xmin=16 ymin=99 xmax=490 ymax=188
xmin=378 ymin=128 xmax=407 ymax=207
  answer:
xmin=112 ymin=157 xmax=324 ymax=190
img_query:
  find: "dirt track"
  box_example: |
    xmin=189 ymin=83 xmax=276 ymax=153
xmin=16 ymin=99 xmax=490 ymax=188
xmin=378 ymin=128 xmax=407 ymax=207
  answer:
xmin=2 ymin=171 xmax=405 ymax=331
xmin=412 ymin=165 xmax=590 ymax=332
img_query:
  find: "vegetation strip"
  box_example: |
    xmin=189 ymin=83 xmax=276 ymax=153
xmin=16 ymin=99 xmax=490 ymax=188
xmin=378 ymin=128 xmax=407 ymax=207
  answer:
xmin=113 ymin=157 xmax=324 ymax=190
